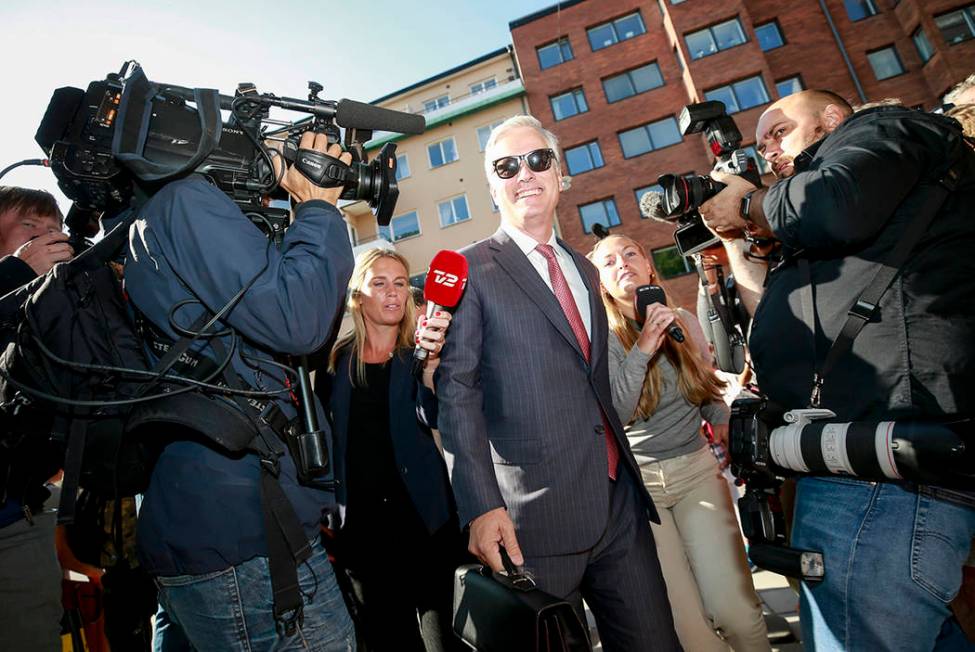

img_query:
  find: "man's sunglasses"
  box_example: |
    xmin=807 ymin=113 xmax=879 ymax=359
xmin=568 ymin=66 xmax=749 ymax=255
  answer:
xmin=491 ymin=148 xmax=556 ymax=179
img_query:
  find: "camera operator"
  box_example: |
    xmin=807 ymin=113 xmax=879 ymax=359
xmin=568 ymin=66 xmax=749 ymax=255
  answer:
xmin=123 ymin=131 xmax=357 ymax=650
xmin=0 ymin=186 xmax=71 ymax=651
xmin=698 ymin=89 xmax=975 ymax=649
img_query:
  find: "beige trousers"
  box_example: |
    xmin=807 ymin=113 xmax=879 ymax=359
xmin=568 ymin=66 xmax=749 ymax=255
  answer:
xmin=641 ymin=445 xmax=770 ymax=652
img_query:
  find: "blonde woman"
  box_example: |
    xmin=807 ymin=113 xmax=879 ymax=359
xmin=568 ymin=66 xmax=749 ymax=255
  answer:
xmin=320 ymin=249 xmax=466 ymax=652
xmin=590 ymin=234 xmax=769 ymax=652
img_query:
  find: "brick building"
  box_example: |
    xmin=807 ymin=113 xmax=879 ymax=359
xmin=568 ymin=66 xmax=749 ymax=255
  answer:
xmin=509 ymin=0 xmax=975 ymax=308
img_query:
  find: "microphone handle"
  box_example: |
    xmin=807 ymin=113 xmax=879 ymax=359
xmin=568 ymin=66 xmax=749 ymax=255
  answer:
xmin=413 ymin=301 xmax=441 ymax=363
xmin=667 ymin=324 xmax=686 ymax=343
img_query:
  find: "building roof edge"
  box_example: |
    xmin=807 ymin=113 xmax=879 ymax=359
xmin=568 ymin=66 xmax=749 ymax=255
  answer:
xmin=371 ymin=46 xmax=512 ymax=105
xmin=509 ymin=0 xmax=587 ymax=30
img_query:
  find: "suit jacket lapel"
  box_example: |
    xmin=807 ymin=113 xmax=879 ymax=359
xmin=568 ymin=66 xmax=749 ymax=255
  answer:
xmin=489 ymin=229 xmax=586 ymax=362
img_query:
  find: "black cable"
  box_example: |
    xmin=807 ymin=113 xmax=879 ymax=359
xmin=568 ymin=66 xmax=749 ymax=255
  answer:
xmin=231 ymin=96 xmax=281 ymax=194
xmin=0 ymin=159 xmax=49 ymax=182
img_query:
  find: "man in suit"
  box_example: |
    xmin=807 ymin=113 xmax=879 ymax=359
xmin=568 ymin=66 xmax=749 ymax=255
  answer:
xmin=436 ymin=115 xmax=680 ymax=651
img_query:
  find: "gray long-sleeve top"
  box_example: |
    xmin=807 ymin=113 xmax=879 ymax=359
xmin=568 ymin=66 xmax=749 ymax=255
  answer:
xmin=608 ymin=333 xmax=729 ymax=464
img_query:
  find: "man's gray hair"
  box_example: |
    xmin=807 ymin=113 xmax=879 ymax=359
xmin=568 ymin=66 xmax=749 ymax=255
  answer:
xmin=482 ymin=115 xmax=562 ymax=178
xmin=945 ymin=73 xmax=975 ymax=105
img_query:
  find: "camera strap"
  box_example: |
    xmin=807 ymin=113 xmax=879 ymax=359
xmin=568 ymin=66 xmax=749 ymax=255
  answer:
xmin=800 ymin=165 xmax=962 ymax=408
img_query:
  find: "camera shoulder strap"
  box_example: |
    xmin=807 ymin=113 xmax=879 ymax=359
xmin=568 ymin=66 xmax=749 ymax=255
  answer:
xmin=800 ymin=164 xmax=962 ymax=408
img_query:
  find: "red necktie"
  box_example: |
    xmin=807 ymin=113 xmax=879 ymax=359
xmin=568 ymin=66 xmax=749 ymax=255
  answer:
xmin=536 ymin=244 xmax=619 ymax=480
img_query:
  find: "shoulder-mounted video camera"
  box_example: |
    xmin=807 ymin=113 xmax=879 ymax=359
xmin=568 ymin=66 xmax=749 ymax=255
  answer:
xmin=33 ymin=61 xmax=425 ymax=241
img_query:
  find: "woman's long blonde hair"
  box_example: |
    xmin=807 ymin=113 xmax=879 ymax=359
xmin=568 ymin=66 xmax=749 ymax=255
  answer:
xmin=329 ymin=248 xmax=416 ymax=386
xmin=589 ymin=235 xmax=725 ymax=422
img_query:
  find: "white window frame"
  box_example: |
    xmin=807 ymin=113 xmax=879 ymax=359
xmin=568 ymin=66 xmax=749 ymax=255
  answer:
xmin=437 ymin=194 xmax=472 ymax=228
xmin=477 ymin=119 xmax=506 ymax=151
xmin=428 ymin=137 xmax=458 ymax=168
xmin=423 ymin=94 xmax=449 ymax=113
xmin=379 ymin=210 xmax=422 ymax=242
xmin=469 ymin=77 xmax=497 ymax=96
xmin=395 ymin=153 xmax=411 ymax=181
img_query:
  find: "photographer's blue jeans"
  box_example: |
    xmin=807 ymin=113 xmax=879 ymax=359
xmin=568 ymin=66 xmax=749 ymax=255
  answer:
xmin=791 ymin=477 xmax=975 ymax=651
xmin=153 ymin=538 xmax=355 ymax=651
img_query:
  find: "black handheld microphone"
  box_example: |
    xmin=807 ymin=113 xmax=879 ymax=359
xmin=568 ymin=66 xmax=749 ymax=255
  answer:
xmin=634 ymin=284 xmax=685 ymax=342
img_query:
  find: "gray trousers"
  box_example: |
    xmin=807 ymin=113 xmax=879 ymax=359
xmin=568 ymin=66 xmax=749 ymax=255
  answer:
xmin=525 ymin=472 xmax=682 ymax=652
xmin=0 ymin=509 xmax=63 ymax=652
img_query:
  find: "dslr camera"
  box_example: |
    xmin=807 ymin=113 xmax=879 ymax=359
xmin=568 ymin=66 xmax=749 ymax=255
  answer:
xmin=729 ymin=395 xmax=974 ymax=579
xmin=34 ymin=61 xmax=425 ymax=242
xmin=651 ymin=101 xmax=762 ymax=257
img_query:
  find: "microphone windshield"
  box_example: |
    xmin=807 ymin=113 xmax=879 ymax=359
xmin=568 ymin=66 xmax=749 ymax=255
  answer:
xmin=639 ymin=191 xmax=669 ymax=222
xmin=336 ymin=99 xmax=426 ymax=135
xmin=423 ymin=250 xmax=468 ymax=307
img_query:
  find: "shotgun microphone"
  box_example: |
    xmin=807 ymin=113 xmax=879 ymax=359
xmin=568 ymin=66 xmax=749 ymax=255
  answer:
xmin=414 ymin=250 xmax=468 ymax=368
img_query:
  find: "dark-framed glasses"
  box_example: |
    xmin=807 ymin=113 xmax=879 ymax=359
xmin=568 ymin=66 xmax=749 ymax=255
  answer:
xmin=491 ymin=148 xmax=556 ymax=179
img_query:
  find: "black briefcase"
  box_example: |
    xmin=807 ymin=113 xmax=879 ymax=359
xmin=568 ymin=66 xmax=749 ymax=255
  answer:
xmin=452 ymin=549 xmax=590 ymax=652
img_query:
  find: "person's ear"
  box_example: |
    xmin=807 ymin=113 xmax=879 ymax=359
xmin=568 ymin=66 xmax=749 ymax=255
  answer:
xmin=823 ymin=104 xmax=846 ymax=131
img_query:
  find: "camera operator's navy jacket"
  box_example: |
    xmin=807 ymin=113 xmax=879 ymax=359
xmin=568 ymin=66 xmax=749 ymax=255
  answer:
xmin=124 ymin=176 xmax=353 ymax=576
xmin=751 ymin=106 xmax=975 ymax=423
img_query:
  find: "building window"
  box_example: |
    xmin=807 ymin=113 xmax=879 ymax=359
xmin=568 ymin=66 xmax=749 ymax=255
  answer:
xmin=564 ymin=141 xmax=604 ymax=176
xmin=587 ymin=11 xmax=647 ymax=51
xmin=671 ymin=0 xmax=687 ymax=4
xmin=912 ymin=27 xmax=935 ymax=63
xmin=603 ymin=62 xmax=665 ymax=103
xmin=470 ymin=78 xmax=497 ymax=95
xmin=579 ymin=198 xmax=621 ymax=234
xmin=704 ymin=75 xmax=770 ymax=114
xmin=428 ymin=138 xmax=458 ymax=168
xmin=775 ymin=76 xmax=804 ymax=98
xmin=409 ymin=273 xmax=426 ymax=291
xmin=935 ymin=5 xmax=975 ymax=45
xmin=619 ymin=117 xmax=683 ymax=158
xmin=845 ymin=0 xmax=878 ymax=21
xmin=651 ymin=245 xmax=694 ymax=279
xmin=537 ymin=37 xmax=574 ymax=70
xmin=550 ymin=88 xmax=589 ymax=121
xmin=867 ymin=46 xmax=905 ymax=81
xmin=476 ymin=119 xmax=505 ymax=151
xmin=754 ymin=21 xmax=784 ymax=51
xmin=437 ymin=195 xmax=471 ymax=227
xmin=378 ymin=211 xmax=421 ymax=242
xmin=741 ymin=145 xmax=772 ymax=175
xmin=685 ymin=17 xmax=748 ymax=60
xmin=423 ymin=95 xmax=449 ymax=113
xmin=395 ymin=153 xmax=410 ymax=181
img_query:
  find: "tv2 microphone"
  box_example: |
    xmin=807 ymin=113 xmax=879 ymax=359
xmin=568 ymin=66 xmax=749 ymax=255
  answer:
xmin=414 ymin=250 xmax=468 ymax=367
xmin=634 ymin=284 xmax=685 ymax=343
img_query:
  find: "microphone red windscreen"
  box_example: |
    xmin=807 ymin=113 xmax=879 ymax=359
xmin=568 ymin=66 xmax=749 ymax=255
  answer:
xmin=423 ymin=250 xmax=468 ymax=307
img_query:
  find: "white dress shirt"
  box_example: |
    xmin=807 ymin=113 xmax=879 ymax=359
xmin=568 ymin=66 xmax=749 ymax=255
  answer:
xmin=500 ymin=222 xmax=592 ymax=339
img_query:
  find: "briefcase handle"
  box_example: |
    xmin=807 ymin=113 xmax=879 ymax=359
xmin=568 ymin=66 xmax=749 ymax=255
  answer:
xmin=494 ymin=546 xmax=537 ymax=592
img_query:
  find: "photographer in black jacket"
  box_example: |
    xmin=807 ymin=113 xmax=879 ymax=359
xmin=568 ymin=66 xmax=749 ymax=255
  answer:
xmin=698 ymin=90 xmax=975 ymax=650
xmin=0 ymin=186 xmax=71 ymax=651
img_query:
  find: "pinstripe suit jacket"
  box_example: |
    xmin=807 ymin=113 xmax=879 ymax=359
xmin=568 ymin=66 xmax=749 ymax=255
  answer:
xmin=436 ymin=228 xmax=658 ymax=557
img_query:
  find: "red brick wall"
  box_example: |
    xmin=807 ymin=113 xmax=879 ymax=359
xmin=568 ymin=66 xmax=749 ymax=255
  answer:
xmin=510 ymin=0 xmax=974 ymax=310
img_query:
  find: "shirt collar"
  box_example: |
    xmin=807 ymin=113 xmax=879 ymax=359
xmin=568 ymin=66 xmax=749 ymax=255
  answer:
xmin=500 ymin=221 xmax=559 ymax=257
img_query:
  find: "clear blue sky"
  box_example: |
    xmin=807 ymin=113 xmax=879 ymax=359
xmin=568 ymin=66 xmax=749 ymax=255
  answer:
xmin=0 ymin=0 xmax=561 ymax=211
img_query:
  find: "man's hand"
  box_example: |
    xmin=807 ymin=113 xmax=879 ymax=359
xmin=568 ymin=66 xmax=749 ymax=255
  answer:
xmin=469 ymin=507 xmax=524 ymax=572
xmin=699 ymin=171 xmax=757 ymax=239
xmin=278 ymin=131 xmax=352 ymax=205
xmin=13 ymin=231 xmax=73 ymax=276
